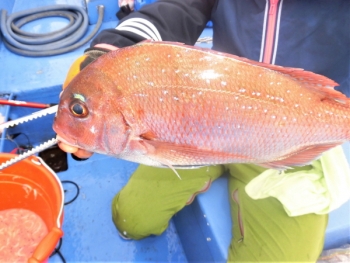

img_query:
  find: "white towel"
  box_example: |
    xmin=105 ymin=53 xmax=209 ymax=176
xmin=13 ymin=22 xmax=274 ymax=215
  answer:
xmin=245 ymin=145 xmax=350 ymax=216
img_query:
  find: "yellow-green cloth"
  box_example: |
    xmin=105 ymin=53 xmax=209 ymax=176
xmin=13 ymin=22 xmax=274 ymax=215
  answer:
xmin=245 ymin=145 xmax=350 ymax=216
xmin=111 ymin=164 xmax=224 ymax=240
xmin=112 ymin=163 xmax=328 ymax=262
xmin=226 ymin=163 xmax=327 ymax=263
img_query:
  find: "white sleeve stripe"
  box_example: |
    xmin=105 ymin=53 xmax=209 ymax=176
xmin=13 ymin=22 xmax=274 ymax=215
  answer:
xmin=117 ymin=23 xmax=159 ymax=41
xmin=117 ymin=18 xmax=162 ymax=40
xmin=116 ymin=18 xmax=162 ymax=41
xmin=116 ymin=26 xmax=153 ymax=40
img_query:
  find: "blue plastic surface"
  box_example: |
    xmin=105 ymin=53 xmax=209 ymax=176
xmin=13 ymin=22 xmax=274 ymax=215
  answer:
xmin=134 ymin=0 xmax=157 ymax=10
xmin=1 ymin=0 xmax=350 ymax=262
xmin=0 ymin=0 xmax=14 ymax=16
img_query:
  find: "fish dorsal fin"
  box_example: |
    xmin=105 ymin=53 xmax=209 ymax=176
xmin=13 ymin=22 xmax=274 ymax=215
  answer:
xmin=220 ymin=54 xmax=347 ymax=103
xmin=259 ymin=143 xmax=341 ymax=170
xmin=144 ymin=41 xmax=346 ymax=104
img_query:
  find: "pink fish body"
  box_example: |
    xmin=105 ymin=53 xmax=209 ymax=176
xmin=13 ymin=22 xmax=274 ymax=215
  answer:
xmin=53 ymin=41 xmax=350 ymax=169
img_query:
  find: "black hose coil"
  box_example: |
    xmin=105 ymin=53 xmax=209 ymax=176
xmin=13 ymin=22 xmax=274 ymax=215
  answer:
xmin=0 ymin=5 xmax=104 ymax=56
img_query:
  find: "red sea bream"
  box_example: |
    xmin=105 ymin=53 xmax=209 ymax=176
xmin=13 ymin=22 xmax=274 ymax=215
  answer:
xmin=53 ymin=41 xmax=350 ymax=169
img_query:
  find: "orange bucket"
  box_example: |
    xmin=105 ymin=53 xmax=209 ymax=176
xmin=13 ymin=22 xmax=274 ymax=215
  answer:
xmin=0 ymin=153 xmax=64 ymax=263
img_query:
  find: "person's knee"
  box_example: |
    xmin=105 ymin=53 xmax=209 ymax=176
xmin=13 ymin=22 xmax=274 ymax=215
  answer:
xmin=111 ymin=192 xmax=170 ymax=240
xmin=110 ymin=164 xmax=225 ymax=240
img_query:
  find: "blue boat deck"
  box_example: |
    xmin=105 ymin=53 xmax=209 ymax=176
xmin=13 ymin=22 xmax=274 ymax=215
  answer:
xmin=0 ymin=0 xmax=349 ymax=262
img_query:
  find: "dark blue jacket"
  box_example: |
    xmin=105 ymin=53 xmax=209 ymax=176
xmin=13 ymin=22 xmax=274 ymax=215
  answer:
xmin=91 ymin=0 xmax=350 ymax=96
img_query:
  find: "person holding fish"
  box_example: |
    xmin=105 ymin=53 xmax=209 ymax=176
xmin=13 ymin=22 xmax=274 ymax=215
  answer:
xmin=56 ymin=0 xmax=350 ymax=262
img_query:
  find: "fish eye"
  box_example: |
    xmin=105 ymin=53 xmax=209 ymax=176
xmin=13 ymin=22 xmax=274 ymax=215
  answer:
xmin=69 ymin=99 xmax=88 ymax=118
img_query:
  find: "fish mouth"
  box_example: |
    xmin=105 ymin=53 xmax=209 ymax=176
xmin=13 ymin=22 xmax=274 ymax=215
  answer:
xmin=56 ymin=134 xmax=78 ymax=148
xmin=53 ymin=124 xmax=79 ymax=148
xmin=52 ymin=119 xmax=78 ymax=147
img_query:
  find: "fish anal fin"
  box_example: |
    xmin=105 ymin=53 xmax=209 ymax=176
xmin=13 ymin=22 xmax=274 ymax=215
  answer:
xmin=259 ymin=143 xmax=341 ymax=170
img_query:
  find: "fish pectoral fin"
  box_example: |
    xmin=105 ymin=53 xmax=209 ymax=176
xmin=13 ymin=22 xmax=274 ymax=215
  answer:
xmin=140 ymin=131 xmax=158 ymax=141
xmin=259 ymin=143 xmax=341 ymax=169
xmin=172 ymin=165 xmax=205 ymax=169
xmin=140 ymin=139 xmax=247 ymax=165
xmin=126 ymin=139 xmax=181 ymax=179
xmin=136 ymin=140 xmax=181 ymax=179
xmin=257 ymin=163 xmax=291 ymax=170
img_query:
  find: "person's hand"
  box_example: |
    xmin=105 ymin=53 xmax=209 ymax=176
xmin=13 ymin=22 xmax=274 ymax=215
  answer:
xmin=57 ymin=140 xmax=94 ymax=159
xmin=58 ymin=44 xmax=118 ymax=159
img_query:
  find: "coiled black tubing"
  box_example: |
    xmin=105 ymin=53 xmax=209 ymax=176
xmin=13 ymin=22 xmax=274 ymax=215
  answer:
xmin=0 ymin=5 xmax=104 ymax=56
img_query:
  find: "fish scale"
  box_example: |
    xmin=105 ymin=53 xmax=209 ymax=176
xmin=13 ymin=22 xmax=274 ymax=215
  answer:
xmin=53 ymin=41 xmax=350 ymax=169
xmin=132 ymin=82 xmax=295 ymax=159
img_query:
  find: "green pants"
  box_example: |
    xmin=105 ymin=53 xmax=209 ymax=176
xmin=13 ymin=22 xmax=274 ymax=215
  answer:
xmin=111 ymin=164 xmax=328 ymax=262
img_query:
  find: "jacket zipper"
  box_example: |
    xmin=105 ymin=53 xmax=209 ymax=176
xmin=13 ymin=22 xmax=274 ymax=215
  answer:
xmin=262 ymin=0 xmax=280 ymax=64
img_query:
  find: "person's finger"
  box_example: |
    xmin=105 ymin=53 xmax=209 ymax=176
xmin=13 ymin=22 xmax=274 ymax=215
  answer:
xmin=74 ymin=148 xmax=94 ymax=159
xmin=57 ymin=141 xmax=78 ymax=153
xmin=57 ymin=141 xmax=93 ymax=159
